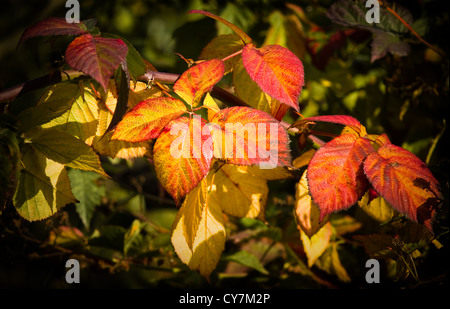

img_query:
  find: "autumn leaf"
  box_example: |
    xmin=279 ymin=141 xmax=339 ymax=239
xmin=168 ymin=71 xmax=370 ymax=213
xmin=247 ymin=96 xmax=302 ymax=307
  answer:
xmin=173 ymin=59 xmax=225 ymax=107
xmin=295 ymin=169 xmax=329 ymax=238
xmin=295 ymin=114 xmax=366 ymax=136
xmin=363 ymin=140 xmax=442 ymax=231
xmin=300 ymin=221 xmax=333 ymax=267
xmin=203 ymin=93 xmax=221 ymax=121
xmin=41 ymin=83 xmax=99 ymax=145
xmin=209 ymin=164 xmax=268 ymax=220
xmin=17 ymin=83 xmax=82 ymax=132
xmin=307 ymin=134 xmax=375 ymax=220
xmin=153 ymin=116 xmax=213 ymax=205
xmin=92 ymin=99 xmax=151 ymax=159
xmin=242 ymin=43 xmax=304 ymax=111
xmin=13 ymin=146 xmax=77 ymax=221
xmin=112 ymin=97 xmax=187 ymax=142
xmin=171 ymin=174 xmax=226 ymax=279
xmin=26 ymin=128 xmax=107 ymax=177
xmin=210 ymin=106 xmax=291 ymax=169
xmin=65 ymin=33 xmax=128 ymax=91
xmin=17 ymin=17 xmax=89 ymax=46
xmin=233 ymin=57 xmax=290 ymax=120
xmin=199 ymin=34 xmax=245 ymax=74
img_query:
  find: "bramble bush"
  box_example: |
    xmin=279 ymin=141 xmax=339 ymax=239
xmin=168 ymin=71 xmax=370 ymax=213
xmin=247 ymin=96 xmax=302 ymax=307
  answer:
xmin=0 ymin=0 xmax=448 ymax=288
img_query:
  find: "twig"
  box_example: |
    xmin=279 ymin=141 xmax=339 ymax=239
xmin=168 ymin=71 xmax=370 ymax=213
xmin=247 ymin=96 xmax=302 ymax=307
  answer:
xmin=378 ymin=0 xmax=446 ymax=58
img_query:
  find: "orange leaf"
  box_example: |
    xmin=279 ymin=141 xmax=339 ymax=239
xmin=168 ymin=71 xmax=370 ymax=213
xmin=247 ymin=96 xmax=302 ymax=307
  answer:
xmin=242 ymin=43 xmax=304 ymax=111
xmin=364 ymin=142 xmax=443 ymax=231
xmin=153 ymin=116 xmax=213 ymax=205
xmin=307 ymin=134 xmax=375 ymax=220
xmin=209 ymin=106 xmax=291 ymax=169
xmin=173 ymin=59 xmax=225 ymax=107
xmin=111 ymin=97 xmax=186 ymax=142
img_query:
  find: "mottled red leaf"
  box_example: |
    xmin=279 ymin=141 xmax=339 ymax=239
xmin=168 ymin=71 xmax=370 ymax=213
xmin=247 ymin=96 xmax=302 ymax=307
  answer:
xmin=65 ymin=34 xmax=128 ymax=91
xmin=242 ymin=43 xmax=304 ymax=111
xmin=18 ymin=17 xmax=88 ymax=46
xmin=210 ymin=106 xmax=291 ymax=169
xmin=173 ymin=59 xmax=225 ymax=107
xmin=307 ymin=134 xmax=375 ymax=220
xmin=112 ymin=97 xmax=187 ymax=142
xmin=363 ymin=142 xmax=443 ymax=230
xmin=153 ymin=116 xmax=213 ymax=205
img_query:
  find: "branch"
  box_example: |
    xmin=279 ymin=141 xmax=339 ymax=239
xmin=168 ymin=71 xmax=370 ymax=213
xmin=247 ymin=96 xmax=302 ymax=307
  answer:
xmin=0 ymin=69 xmax=299 ymax=136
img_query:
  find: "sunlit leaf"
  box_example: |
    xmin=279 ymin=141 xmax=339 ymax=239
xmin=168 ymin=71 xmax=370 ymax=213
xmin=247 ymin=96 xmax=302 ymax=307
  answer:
xmin=300 ymin=221 xmax=332 ymax=267
xmin=18 ymin=83 xmax=82 ymax=132
xmin=65 ymin=34 xmax=128 ymax=91
xmin=13 ymin=146 xmax=77 ymax=221
xmin=210 ymin=106 xmax=291 ymax=168
xmin=295 ymin=169 xmax=329 ymax=238
xmin=242 ymin=43 xmax=304 ymax=111
xmin=112 ymin=97 xmax=187 ymax=142
xmin=92 ymin=99 xmax=151 ymax=159
xmin=173 ymin=59 xmax=225 ymax=107
xmin=41 ymin=84 xmax=99 ymax=145
xmin=153 ymin=116 xmax=213 ymax=205
xmin=209 ymin=164 xmax=268 ymax=220
xmin=307 ymin=134 xmax=375 ymax=220
xmin=358 ymin=190 xmax=396 ymax=223
xmin=26 ymin=128 xmax=107 ymax=177
xmin=203 ymin=92 xmax=220 ymax=121
xmin=363 ymin=141 xmax=442 ymax=230
xmin=171 ymin=176 xmax=226 ymax=279
xmin=199 ymin=34 xmax=244 ymax=74
xmin=315 ymin=243 xmax=351 ymax=282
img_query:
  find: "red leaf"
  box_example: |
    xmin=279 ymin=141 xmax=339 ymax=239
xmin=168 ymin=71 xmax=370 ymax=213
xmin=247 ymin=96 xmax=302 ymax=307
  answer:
xmin=209 ymin=106 xmax=291 ymax=168
xmin=112 ymin=97 xmax=187 ymax=142
xmin=153 ymin=116 xmax=213 ymax=205
xmin=65 ymin=34 xmax=128 ymax=91
xmin=242 ymin=43 xmax=304 ymax=111
xmin=18 ymin=17 xmax=88 ymax=46
xmin=364 ymin=143 xmax=443 ymax=230
xmin=307 ymin=134 xmax=375 ymax=220
xmin=173 ymin=59 xmax=225 ymax=107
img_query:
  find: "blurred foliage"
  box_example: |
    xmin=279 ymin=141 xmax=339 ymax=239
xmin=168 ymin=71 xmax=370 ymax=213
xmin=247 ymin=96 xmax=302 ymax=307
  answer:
xmin=1 ymin=0 xmax=449 ymax=288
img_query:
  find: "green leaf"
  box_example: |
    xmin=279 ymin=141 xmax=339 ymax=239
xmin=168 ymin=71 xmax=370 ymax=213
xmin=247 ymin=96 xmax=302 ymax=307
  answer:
xmin=17 ymin=83 xmax=81 ymax=132
xmin=26 ymin=128 xmax=107 ymax=177
xmin=13 ymin=146 xmax=77 ymax=221
xmin=225 ymin=250 xmax=269 ymax=275
xmin=68 ymin=169 xmax=105 ymax=228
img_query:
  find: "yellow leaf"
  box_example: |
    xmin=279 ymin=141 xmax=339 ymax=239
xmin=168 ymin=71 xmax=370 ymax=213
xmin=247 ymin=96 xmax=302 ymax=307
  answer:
xmin=358 ymin=191 xmax=396 ymax=223
xmin=315 ymin=243 xmax=351 ymax=282
xmin=300 ymin=221 xmax=332 ymax=268
xmin=92 ymin=100 xmax=150 ymax=159
xmin=203 ymin=92 xmax=220 ymax=121
xmin=13 ymin=146 xmax=77 ymax=221
xmin=210 ymin=165 xmax=268 ymax=220
xmin=171 ymin=175 xmax=226 ymax=279
xmin=41 ymin=84 xmax=99 ymax=145
xmin=295 ymin=169 xmax=329 ymax=238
